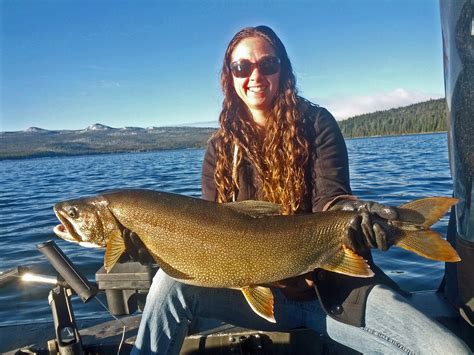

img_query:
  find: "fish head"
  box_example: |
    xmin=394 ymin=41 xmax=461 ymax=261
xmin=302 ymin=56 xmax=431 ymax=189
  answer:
xmin=53 ymin=196 xmax=120 ymax=248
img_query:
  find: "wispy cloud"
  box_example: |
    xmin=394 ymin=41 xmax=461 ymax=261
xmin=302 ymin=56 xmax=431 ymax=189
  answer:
xmin=314 ymin=88 xmax=444 ymax=120
xmin=85 ymin=64 xmax=131 ymax=73
xmin=100 ymin=80 xmax=121 ymax=88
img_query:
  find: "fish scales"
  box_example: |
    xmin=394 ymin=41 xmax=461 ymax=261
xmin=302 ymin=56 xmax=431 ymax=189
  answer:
xmin=53 ymin=189 xmax=460 ymax=322
xmin=106 ymin=190 xmax=350 ymax=287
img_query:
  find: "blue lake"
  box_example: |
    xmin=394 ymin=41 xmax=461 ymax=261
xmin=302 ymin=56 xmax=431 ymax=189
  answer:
xmin=0 ymin=132 xmax=453 ymax=326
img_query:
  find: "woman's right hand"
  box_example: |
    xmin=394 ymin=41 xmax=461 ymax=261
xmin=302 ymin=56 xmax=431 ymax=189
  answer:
xmin=119 ymin=228 xmax=155 ymax=265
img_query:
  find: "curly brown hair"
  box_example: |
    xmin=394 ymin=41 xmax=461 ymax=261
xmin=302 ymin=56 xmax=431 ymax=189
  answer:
xmin=213 ymin=25 xmax=309 ymax=215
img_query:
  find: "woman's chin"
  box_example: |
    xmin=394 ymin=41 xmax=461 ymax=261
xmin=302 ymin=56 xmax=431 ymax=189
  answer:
xmin=247 ymin=99 xmax=271 ymax=112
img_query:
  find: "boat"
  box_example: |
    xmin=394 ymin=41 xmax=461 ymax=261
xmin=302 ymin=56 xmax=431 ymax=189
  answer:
xmin=1 ymin=0 xmax=473 ymax=353
xmin=439 ymin=0 xmax=474 ymax=331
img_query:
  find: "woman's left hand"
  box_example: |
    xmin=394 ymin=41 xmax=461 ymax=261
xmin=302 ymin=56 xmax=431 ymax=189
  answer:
xmin=331 ymin=199 xmax=398 ymax=252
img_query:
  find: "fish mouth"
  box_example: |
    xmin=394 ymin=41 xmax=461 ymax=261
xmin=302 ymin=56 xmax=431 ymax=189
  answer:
xmin=53 ymin=206 xmax=82 ymax=243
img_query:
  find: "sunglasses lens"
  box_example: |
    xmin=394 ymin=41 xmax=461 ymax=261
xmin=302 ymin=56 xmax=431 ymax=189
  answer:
xmin=230 ymin=60 xmax=252 ymax=78
xmin=230 ymin=56 xmax=280 ymax=78
xmin=259 ymin=57 xmax=280 ymax=75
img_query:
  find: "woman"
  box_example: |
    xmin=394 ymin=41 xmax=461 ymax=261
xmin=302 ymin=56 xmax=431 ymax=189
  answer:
xmin=131 ymin=25 xmax=469 ymax=354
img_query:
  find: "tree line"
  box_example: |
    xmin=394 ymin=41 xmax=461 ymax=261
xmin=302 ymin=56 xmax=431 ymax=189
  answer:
xmin=338 ymin=98 xmax=446 ymax=138
xmin=1 ymin=99 xmax=448 ymax=159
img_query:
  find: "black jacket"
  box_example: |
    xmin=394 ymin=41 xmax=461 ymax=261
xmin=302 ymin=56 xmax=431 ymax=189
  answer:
xmin=201 ymin=103 xmax=397 ymax=327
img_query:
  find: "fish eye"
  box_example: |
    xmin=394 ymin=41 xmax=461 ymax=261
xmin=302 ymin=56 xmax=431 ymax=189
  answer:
xmin=67 ymin=206 xmax=79 ymax=219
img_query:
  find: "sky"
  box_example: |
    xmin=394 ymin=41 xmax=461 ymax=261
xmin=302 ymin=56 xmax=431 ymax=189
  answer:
xmin=1 ymin=0 xmax=445 ymax=132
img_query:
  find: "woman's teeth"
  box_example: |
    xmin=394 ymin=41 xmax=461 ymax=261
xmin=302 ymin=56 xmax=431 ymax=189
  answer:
xmin=248 ymin=86 xmax=266 ymax=93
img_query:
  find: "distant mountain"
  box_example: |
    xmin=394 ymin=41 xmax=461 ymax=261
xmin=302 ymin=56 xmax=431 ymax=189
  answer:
xmin=25 ymin=127 xmax=54 ymax=133
xmin=338 ymin=98 xmax=446 ymax=138
xmin=121 ymin=126 xmax=146 ymax=131
xmin=85 ymin=123 xmax=113 ymax=131
xmin=1 ymin=99 xmax=448 ymax=159
xmin=0 ymin=125 xmax=216 ymax=160
xmin=179 ymin=121 xmax=219 ymax=128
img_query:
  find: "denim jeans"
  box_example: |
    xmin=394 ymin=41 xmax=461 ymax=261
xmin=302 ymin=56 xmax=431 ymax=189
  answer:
xmin=131 ymin=269 xmax=470 ymax=354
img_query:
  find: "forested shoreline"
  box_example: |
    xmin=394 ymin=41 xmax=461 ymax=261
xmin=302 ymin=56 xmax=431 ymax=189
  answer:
xmin=1 ymin=98 xmax=447 ymax=160
xmin=338 ymin=98 xmax=446 ymax=138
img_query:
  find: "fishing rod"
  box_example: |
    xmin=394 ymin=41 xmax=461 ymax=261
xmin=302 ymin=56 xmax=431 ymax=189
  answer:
xmin=0 ymin=241 xmax=129 ymax=355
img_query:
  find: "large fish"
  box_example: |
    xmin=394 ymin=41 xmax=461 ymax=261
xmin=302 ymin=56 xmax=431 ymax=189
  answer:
xmin=53 ymin=189 xmax=460 ymax=322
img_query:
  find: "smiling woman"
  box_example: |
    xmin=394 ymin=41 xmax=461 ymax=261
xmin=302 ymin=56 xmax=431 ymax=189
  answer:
xmin=230 ymin=38 xmax=281 ymax=124
xmin=213 ymin=26 xmax=308 ymax=215
xmin=129 ymin=25 xmax=471 ymax=355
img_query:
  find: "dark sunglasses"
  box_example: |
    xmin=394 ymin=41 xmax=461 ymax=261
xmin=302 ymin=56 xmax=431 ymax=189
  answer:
xmin=230 ymin=56 xmax=281 ymax=78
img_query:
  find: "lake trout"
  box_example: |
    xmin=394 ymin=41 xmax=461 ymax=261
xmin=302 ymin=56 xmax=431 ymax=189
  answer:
xmin=53 ymin=189 xmax=460 ymax=322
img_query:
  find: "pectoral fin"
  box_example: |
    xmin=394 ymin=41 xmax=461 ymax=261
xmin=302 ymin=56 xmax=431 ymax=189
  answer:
xmin=321 ymin=246 xmax=374 ymax=277
xmin=241 ymin=286 xmax=275 ymax=323
xmin=105 ymin=230 xmax=126 ymax=273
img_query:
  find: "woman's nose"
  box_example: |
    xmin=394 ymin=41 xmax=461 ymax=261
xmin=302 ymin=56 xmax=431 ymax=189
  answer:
xmin=249 ymin=66 xmax=264 ymax=81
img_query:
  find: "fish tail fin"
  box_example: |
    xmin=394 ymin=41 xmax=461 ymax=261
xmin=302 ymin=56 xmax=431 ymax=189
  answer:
xmin=393 ymin=197 xmax=460 ymax=262
xmin=395 ymin=230 xmax=460 ymax=262
xmin=397 ymin=197 xmax=459 ymax=228
xmin=105 ymin=230 xmax=126 ymax=272
xmin=321 ymin=245 xmax=374 ymax=277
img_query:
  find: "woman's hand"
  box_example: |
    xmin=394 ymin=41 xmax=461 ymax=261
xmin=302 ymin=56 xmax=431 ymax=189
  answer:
xmin=119 ymin=229 xmax=155 ymax=265
xmin=331 ymin=199 xmax=398 ymax=252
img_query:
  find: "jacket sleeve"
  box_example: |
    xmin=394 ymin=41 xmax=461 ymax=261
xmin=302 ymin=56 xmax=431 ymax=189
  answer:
xmin=309 ymin=107 xmax=352 ymax=212
xmin=201 ymin=139 xmax=218 ymax=202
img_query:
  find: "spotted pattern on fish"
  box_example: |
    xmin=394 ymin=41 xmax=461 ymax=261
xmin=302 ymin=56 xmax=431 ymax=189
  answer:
xmin=53 ymin=189 xmax=460 ymax=321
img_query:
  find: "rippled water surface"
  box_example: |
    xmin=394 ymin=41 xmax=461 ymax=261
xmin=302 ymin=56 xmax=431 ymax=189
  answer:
xmin=0 ymin=133 xmax=452 ymax=326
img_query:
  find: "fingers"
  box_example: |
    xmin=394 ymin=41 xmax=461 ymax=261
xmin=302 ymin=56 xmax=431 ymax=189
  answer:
xmin=360 ymin=210 xmax=377 ymax=249
xmin=130 ymin=232 xmax=154 ymax=263
xmin=373 ymin=223 xmax=388 ymax=251
xmin=331 ymin=199 xmax=398 ymax=221
xmin=122 ymin=229 xmax=139 ymax=260
xmin=344 ymin=215 xmax=366 ymax=251
xmin=360 ymin=202 xmax=396 ymax=250
xmin=123 ymin=228 xmax=154 ymax=265
xmin=360 ymin=210 xmax=391 ymax=250
xmin=367 ymin=202 xmax=398 ymax=220
xmin=118 ymin=253 xmax=131 ymax=263
xmin=343 ymin=226 xmax=357 ymax=251
xmin=138 ymin=248 xmax=154 ymax=265
xmin=130 ymin=231 xmax=146 ymax=249
xmin=347 ymin=212 xmax=391 ymax=251
xmin=334 ymin=199 xmax=395 ymax=252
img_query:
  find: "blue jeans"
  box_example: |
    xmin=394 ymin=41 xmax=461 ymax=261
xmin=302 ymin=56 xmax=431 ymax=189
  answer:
xmin=131 ymin=269 xmax=470 ymax=354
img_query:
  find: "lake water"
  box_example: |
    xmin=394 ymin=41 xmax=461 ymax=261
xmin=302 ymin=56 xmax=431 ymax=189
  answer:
xmin=0 ymin=132 xmax=453 ymax=326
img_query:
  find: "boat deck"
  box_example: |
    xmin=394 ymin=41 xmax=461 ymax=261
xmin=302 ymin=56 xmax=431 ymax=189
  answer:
xmin=2 ymin=291 xmax=473 ymax=354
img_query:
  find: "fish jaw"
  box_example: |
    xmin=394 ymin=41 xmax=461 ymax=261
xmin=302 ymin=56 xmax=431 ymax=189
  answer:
xmin=53 ymin=205 xmax=85 ymax=244
xmin=52 ymin=197 xmax=115 ymax=248
xmin=53 ymin=222 xmax=102 ymax=248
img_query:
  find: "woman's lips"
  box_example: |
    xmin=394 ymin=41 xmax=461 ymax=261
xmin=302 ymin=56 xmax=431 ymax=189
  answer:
xmin=247 ymin=85 xmax=268 ymax=98
xmin=247 ymin=85 xmax=267 ymax=93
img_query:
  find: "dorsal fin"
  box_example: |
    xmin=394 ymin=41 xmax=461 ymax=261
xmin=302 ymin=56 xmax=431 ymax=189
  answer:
xmin=223 ymin=200 xmax=282 ymax=218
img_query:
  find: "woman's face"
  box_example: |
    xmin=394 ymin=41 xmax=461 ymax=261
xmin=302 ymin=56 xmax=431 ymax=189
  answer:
xmin=230 ymin=37 xmax=280 ymax=118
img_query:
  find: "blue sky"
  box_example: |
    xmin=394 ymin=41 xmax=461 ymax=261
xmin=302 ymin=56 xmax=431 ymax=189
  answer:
xmin=1 ymin=0 xmax=444 ymax=131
